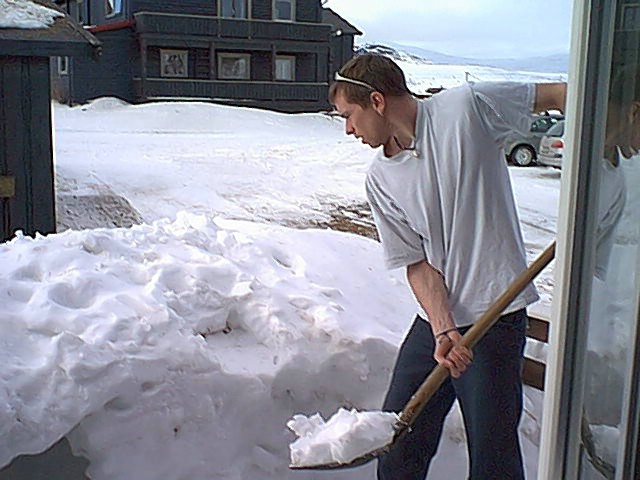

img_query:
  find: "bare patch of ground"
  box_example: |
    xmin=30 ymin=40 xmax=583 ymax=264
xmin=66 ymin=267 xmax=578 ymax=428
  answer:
xmin=281 ymin=201 xmax=379 ymax=241
xmin=56 ymin=194 xmax=144 ymax=231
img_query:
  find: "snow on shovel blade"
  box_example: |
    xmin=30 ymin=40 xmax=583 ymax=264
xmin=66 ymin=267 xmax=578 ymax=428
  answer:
xmin=287 ymin=408 xmax=407 ymax=470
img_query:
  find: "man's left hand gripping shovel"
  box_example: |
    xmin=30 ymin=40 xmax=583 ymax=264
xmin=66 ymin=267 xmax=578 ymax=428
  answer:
xmin=290 ymin=241 xmax=556 ymax=471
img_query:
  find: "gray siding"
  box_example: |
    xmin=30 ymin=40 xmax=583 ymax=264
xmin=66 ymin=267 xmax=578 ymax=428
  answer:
xmin=296 ymin=53 xmax=316 ymax=82
xmin=70 ymin=28 xmax=137 ymax=103
xmin=132 ymin=0 xmax=216 ymax=16
xmin=253 ymin=51 xmax=272 ymax=80
xmin=329 ymin=34 xmax=355 ymax=76
xmin=128 ymin=0 xmax=319 ymax=22
xmin=296 ymin=0 xmax=320 ymax=22
xmin=0 ymin=56 xmax=56 ymax=241
xmin=252 ymin=0 xmax=271 ymax=20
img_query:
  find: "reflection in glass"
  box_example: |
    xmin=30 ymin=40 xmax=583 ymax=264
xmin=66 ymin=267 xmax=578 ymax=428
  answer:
xmin=580 ymin=35 xmax=640 ymax=478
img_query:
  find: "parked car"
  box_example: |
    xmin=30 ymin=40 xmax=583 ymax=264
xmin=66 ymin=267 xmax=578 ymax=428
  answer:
xmin=504 ymin=113 xmax=564 ymax=166
xmin=537 ymin=120 xmax=565 ymax=168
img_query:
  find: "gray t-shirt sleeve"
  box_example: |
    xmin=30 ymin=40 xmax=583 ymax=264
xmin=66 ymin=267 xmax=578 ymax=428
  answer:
xmin=365 ymin=174 xmax=425 ymax=270
xmin=594 ymin=160 xmax=627 ymax=280
xmin=469 ymin=82 xmax=536 ymax=145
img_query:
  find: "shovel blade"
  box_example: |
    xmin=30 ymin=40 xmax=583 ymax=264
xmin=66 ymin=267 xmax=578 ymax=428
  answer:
xmin=288 ymin=443 xmax=391 ymax=470
xmin=288 ymin=421 xmax=409 ymax=470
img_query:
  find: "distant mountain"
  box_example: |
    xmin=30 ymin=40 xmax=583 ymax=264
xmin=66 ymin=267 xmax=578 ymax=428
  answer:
xmin=354 ymin=43 xmax=434 ymax=65
xmin=353 ymin=42 xmax=567 ymax=94
xmin=356 ymin=42 xmax=569 ymax=74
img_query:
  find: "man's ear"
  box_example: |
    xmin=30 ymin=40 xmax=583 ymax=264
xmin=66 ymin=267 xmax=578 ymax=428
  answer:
xmin=370 ymin=92 xmax=386 ymax=115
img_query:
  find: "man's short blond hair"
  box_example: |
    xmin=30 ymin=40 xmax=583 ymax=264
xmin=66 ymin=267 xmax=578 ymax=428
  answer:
xmin=329 ymin=54 xmax=412 ymax=108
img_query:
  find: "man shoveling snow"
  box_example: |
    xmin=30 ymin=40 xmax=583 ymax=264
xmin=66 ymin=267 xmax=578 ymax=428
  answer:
xmin=288 ymin=53 xmax=567 ymax=478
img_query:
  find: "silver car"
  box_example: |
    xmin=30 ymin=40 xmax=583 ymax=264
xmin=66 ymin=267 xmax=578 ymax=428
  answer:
xmin=504 ymin=114 xmax=564 ymax=166
xmin=537 ymin=120 xmax=565 ymax=168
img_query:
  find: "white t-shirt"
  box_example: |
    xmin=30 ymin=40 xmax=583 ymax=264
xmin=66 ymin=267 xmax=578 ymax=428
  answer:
xmin=365 ymin=82 xmax=540 ymax=327
xmin=593 ymin=153 xmax=627 ymax=280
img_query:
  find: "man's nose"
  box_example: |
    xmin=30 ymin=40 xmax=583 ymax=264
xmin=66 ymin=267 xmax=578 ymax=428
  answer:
xmin=345 ymin=120 xmax=354 ymax=135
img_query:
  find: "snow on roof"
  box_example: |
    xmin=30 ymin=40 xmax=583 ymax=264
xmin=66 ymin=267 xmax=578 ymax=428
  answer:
xmin=0 ymin=0 xmax=64 ymax=29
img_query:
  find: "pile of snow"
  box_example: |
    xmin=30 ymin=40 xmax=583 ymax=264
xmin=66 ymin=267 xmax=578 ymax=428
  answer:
xmin=0 ymin=0 xmax=64 ymax=29
xmin=0 ymin=212 xmax=416 ymax=479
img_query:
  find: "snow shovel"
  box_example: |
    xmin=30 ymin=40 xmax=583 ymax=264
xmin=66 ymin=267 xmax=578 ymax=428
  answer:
xmin=291 ymin=241 xmax=556 ymax=470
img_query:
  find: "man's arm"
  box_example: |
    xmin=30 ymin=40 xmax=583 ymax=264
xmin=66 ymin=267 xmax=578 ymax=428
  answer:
xmin=535 ymin=82 xmax=567 ymax=113
xmin=406 ymin=260 xmax=472 ymax=378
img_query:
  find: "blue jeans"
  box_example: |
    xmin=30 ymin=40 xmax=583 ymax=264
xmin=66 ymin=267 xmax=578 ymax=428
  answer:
xmin=377 ymin=310 xmax=527 ymax=480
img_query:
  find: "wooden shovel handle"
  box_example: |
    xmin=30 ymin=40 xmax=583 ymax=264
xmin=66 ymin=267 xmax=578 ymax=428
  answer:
xmin=398 ymin=242 xmax=556 ymax=427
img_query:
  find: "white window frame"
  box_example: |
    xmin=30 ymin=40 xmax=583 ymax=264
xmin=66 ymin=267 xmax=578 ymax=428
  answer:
xmin=58 ymin=56 xmax=69 ymax=75
xmin=160 ymin=49 xmax=188 ymax=78
xmin=273 ymin=0 xmax=295 ymax=21
xmin=217 ymin=53 xmax=251 ymax=80
xmin=218 ymin=0 xmax=251 ymax=19
xmin=275 ymin=55 xmax=295 ymax=81
xmin=105 ymin=0 xmax=123 ymax=18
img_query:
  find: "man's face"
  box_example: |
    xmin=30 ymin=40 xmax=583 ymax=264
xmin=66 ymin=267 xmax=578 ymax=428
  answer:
xmin=606 ymin=101 xmax=640 ymax=157
xmin=333 ymin=91 xmax=389 ymax=149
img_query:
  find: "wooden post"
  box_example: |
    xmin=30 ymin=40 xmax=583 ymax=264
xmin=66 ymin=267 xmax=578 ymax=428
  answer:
xmin=209 ymin=42 xmax=216 ymax=80
xmin=140 ymin=39 xmax=148 ymax=100
xmin=271 ymin=44 xmax=277 ymax=102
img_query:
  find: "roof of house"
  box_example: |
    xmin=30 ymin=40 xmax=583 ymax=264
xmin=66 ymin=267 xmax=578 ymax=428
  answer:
xmin=322 ymin=8 xmax=362 ymax=36
xmin=0 ymin=0 xmax=101 ymax=57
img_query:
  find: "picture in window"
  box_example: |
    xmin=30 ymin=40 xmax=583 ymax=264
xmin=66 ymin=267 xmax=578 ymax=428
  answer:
xmin=219 ymin=54 xmax=250 ymax=79
xmin=161 ymin=50 xmax=188 ymax=78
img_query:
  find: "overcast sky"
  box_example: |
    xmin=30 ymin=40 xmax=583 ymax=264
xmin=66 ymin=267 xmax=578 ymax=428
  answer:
xmin=324 ymin=0 xmax=573 ymax=59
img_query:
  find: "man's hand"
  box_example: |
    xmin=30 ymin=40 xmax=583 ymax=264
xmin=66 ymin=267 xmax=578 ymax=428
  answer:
xmin=433 ymin=330 xmax=473 ymax=378
xmin=405 ymin=260 xmax=474 ymax=377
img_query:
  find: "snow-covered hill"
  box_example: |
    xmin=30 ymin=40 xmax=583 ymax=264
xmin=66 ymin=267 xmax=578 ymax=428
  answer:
xmin=356 ymin=43 xmax=568 ymax=94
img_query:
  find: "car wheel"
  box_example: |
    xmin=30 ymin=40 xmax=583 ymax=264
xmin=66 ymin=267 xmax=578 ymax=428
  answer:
xmin=510 ymin=145 xmax=536 ymax=166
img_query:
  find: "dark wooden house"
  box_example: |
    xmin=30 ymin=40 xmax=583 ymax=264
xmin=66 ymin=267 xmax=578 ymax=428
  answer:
xmin=0 ymin=0 xmax=100 ymax=243
xmin=52 ymin=0 xmax=361 ymax=112
xmin=322 ymin=7 xmax=361 ymax=82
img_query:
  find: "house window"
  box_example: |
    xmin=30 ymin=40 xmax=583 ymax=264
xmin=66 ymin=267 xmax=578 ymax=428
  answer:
xmin=273 ymin=0 xmax=294 ymax=21
xmin=58 ymin=56 xmax=69 ymax=75
xmin=275 ymin=55 xmax=295 ymax=81
xmin=77 ymin=0 xmax=88 ymax=24
xmin=218 ymin=53 xmax=251 ymax=80
xmin=220 ymin=0 xmax=249 ymax=19
xmin=160 ymin=49 xmax=188 ymax=78
xmin=105 ymin=0 xmax=122 ymax=17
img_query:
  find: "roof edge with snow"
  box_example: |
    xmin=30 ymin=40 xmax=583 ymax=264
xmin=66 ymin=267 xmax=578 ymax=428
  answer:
xmin=0 ymin=0 xmax=101 ymax=58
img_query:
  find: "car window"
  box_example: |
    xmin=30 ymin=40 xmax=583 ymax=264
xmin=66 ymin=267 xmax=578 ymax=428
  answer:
xmin=546 ymin=121 xmax=565 ymax=136
xmin=530 ymin=117 xmax=560 ymax=133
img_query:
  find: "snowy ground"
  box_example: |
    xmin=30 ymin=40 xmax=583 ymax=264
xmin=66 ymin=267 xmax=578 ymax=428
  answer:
xmin=0 ymin=96 xmax=560 ymax=479
xmin=52 ymin=98 xmax=559 ymax=314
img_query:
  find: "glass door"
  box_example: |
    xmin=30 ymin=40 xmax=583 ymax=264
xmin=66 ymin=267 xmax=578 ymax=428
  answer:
xmin=539 ymin=1 xmax=640 ymax=479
